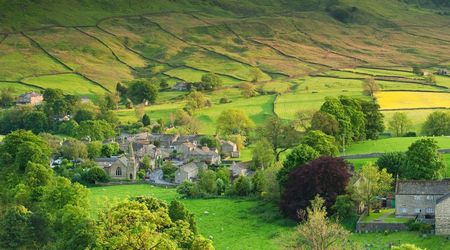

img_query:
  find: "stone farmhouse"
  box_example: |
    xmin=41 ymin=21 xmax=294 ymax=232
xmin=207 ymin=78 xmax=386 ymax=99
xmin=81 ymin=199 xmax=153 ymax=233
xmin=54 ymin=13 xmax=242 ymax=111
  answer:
xmin=175 ymin=162 xmax=207 ymax=184
xmin=395 ymin=180 xmax=450 ymax=235
xmin=220 ymin=140 xmax=240 ymax=158
xmin=16 ymin=92 xmax=43 ymax=106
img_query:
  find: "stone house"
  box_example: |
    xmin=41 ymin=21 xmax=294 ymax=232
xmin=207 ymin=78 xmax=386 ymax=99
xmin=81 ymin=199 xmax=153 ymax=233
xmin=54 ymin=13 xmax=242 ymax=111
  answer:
xmin=435 ymin=193 xmax=450 ymax=235
xmin=174 ymin=162 xmax=207 ymax=184
xmin=176 ymin=142 xmax=221 ymax=165
xmin=220 ymin=140 xmax=240 ymax=158
xmin=172 ymin=82 xmax=188 ymax=91
xmin=437 ymin=69 xmax=449 ymax=76
xmin=230 ymin=161 xmax=252 ymax=178
xmin=395 ymin=180 xmax=450 ymax=218
xmin=17 ymin=92 xmax=43 ymax=106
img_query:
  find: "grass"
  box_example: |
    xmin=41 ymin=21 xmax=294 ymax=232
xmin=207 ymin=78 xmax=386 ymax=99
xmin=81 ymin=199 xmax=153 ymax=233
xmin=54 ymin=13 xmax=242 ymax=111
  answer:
xmin=0 ymin=82 xmax=40 ymax=95
xmin=382 ymin=109 xmax=448 ymax=133
xmin=88 ymin=184 xmax=450 ymax=250
xmin=360 ymin=208 xmax=410 ymax=224
xmin=376 ymin=91 xmax=450 ymax=110
xmin=344 ymin=136 xmax=450 ymax=155
xmin=22 ymin=73 xmax=107 ymax=99
xmin=88 ymin=184 xmax=295 ymax=250
xmin=164 ymin=67 xmax=240 ymax=86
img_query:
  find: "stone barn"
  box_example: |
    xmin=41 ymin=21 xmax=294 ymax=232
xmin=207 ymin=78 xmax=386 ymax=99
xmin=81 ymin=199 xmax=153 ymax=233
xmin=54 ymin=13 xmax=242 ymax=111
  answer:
xmin=436 ymin=193 xmax=450 ymax=235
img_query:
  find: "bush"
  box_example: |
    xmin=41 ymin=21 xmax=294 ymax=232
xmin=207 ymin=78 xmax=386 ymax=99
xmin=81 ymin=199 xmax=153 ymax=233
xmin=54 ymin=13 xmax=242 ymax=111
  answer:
xmin=177 ymin=180 xmax=199 ymax=198
xmin=81 ymin=167 xmax=109 ymax=184
xmin=162 ymin=162 xmax=177 ymax=182
xmin=407 ymin=221 xmax=434 ymax=233
xmin=233 ymin=176 xmax=253 ymax=196
xmin=219 ymin=97 xmax=232 ymax=104
xmin=403 ymin=131 xmax=417 ymax=137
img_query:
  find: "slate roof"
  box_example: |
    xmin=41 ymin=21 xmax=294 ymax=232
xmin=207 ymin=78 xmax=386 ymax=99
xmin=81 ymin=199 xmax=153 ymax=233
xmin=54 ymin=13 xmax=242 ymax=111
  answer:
xmin=436 ymin=192 xmax=450 ymax=204
xmin=396 ymin=180 xmax=450 ymax=195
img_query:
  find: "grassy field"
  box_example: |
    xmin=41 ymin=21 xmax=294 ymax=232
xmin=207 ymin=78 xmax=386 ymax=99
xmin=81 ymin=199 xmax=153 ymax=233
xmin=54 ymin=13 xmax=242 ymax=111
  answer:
xmin=0 ymin=81 xmax=41 ymax=95
xmin=88 ymin=184 xmax=450 ymax=250
xmin=344 ymin=136 xmax=450 ymax=155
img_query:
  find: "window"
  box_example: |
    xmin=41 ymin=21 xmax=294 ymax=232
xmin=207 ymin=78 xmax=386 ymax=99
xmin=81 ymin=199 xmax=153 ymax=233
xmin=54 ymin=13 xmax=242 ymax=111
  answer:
xmin=426 ymin=195 xmax=433 ymax=200
xmin=400 ymin=208 xmax=407 ymax=213
xmin=414 ymin=208 xmax=421 ymax=214
xmin=426 ymin=208 xmax=434 ymax=214
xmin=414 ymin=196 xmax=421 ymax=200
xmin=116 ymin=167 xmax=122 ymax=176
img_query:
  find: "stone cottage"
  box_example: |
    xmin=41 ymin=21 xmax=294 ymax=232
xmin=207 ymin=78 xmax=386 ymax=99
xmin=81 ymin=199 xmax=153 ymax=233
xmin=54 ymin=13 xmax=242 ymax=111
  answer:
xmin=220 ymin=140 xmax=240 ymax=158
xmin=174 ymin=162 xmax=207 ymax=184
xmin=436 ymin=193 xmax=450 ymax=235
xmin=395 ymin=180 xmax=450 ymax=218
xmin=17 ymin=92 xmax=43 ymax=106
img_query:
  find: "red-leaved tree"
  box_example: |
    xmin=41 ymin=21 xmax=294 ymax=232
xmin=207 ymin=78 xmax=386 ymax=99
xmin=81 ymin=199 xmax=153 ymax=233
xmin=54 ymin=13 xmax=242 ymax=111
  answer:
xmin=280 ymin=156 xmax=351 ymax=220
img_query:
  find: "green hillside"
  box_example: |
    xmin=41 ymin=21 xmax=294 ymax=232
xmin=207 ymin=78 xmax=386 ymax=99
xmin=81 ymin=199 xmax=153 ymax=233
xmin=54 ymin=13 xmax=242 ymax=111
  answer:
xmin=1 ymin=0 xmax=449 ymax=132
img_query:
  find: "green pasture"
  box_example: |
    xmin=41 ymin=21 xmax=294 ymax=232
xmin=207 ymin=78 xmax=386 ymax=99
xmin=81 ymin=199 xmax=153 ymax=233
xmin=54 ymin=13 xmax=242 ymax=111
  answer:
xmin=164 ymin=67 xmax=241 ymax=86
xmin=88 ymin=184 xmax=450 ymax=250
xmin=22 ymin=73 xmax=107 ymax=100
xmin=0 ymin=82 xmax=41 ymax=95
xmin=382 ymin=109 xmax=449 ymax=133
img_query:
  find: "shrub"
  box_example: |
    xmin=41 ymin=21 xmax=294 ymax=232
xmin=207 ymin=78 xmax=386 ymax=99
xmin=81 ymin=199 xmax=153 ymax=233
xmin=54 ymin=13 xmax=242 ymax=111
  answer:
xmin=177 ymin=180 xmax=199 ymax=198
xmin=219 ymin=97 xmax=232 ymax=104
xmin=81 ymin=167 xmax=109 ymax=184
xmin=233 ymin=176 xmax=253 ymax=196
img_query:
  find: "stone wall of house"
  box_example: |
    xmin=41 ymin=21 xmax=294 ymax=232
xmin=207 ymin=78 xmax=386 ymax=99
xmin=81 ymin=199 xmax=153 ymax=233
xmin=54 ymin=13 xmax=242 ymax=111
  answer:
xmin=436 ymin=197 xmax=450 ymax=235
xmin=395 ymin=194 xmax=439 ymax=216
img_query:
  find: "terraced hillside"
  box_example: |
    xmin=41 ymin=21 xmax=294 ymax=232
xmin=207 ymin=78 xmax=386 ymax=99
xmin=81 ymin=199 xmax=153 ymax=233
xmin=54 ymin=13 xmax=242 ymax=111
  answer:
xmin=0 ymin=0 xmax=449 ymax=132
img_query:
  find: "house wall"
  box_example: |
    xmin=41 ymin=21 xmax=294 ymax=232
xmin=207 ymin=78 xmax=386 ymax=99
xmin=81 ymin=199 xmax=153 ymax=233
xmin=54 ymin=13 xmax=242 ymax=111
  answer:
xmin=175 ymin=170 xmax=189 ymax=184
xmin=395 ymin=194 xmax=440 ymax=216
xmin=436 ymin=198 xmax=450 ymax=235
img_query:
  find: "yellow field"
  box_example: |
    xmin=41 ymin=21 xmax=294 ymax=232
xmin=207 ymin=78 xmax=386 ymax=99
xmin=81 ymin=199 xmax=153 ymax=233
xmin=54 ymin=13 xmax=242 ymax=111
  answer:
xmin=375 ymin=91 xmax=450 ymax=110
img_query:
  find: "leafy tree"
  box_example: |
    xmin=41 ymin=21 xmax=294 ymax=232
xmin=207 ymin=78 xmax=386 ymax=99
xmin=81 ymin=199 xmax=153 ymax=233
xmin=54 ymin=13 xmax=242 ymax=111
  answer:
xmin=240 ymin=82 xmax=257 ymax=97
xmin=101 ymin=92 xmax=119 ymax=111
xmin=233 ymin=175 xmax=253 ymax=196
xmin=142 ymin=155 xmax=151 ymax=171
xmin=0 ymin=87 xmax=16 ymax=108
xmin=351 ymin=164 xmax=393 ymax=215
xmin=0 ymin=205 xmax=35 ymax=249
xmin=186 ymin=90 xmax=211 ymax=111
xmin=280 ymin=156 xmax=351 ymax=220
xmin=77 ymin=120 xmax=115 ymax=141
xmin=255 ymin=116 xmax=300 ymax=161
xmin=277 ymin=144 xmax=319 ymax=186
xmin=252 ymin=139 xmax=275 ymax=169
xmin=142 ymin=113 xmax=151 ymax=126
xmin=87 ymin=141 xmax=102 ymax=159
xmin=174 ymin=109 xmax=192 ymax=126
xmin=294 ymin=109 xmax=315 ymax=131
xmin=389 ymin=112 xmax=412 ymax=136
xmin=81 ymin=167 xmax=109 ymax=184
xmin=116 ymin=82 xmax=128 ymax=97
xmin=339 ymin=96 xmax=366 ymax=141
xmin=192 ymin=236 xmax=214 ymax=250
xmin=403 ymin=139 xmax=446 ymax=180
xmin=74 ymin=108 xmax=97 ymax=123
xmin=179 ymin=117 xmax=202 ymax=135
xmin=297 ymin=196 xmax=349 ymax=249
xmin=422 ymin=111 xmax=450 ymax=136
xmin=360 ymin=100 xmax=384 ymax=139
xmin=254 ymin=165 xmax=281 ymax=202
xmin=216 ymin=167 xmax=231 ymax=187
xmin=22 ymin=111 xmax=48 ymax=134
xmin=201 ymin=73 xmax=222 ymax=90
xmin=169 ymin=200 xmax=197 ymax=233
xmin=216 ymin=109 xmax=254 ymax=136
xmin=101 ymin=143 xmax=119 ymax=157
xmin=162 ymin=161 xmax=177 ymax=181
xmin=126 ymin=79 xmax=159 ymax=105
xmin=177 ymin=180 xmax=199 ymax=198
xmin=376 ymin=152 xmax=406 ymax=178
xmin=363 ymin=78 xmax=380 ymax=96
xmin=58 ymin=120 xmax=79 ymax=137
xmin=311 ymin=111 xmax=340 ymax=136
xmin=302 ymin=130 xmax=339 ymax=156
xmin=331 ymin=194 xmax=356 ymax=221
xmin=320 ymin=96 xmax=352 ymax=142
xmin=199 ymin=136 xmax=219 ymax=149
xmin=198 ymin=169 xmax=217 ymax=195
xmin=412 ymin=66 xmax=423 ymax=75
xmin=61 ymin=139 xmax=88 ymax=160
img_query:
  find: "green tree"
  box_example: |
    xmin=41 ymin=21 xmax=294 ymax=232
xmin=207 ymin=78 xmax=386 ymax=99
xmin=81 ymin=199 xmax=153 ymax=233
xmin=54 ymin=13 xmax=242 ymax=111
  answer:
xmin=74 ymin=108 xmax=97 ymax=123
xmin=22 ymin=111 xmax=49 ymax=134
xmin=277 ymin=144 xmax=319 ymax=186
xmin=81 ymin=167 xmax=109 ymax=184
xmin=185 ymin=90 xmax=211 ymax=111
xmin=311 ymin=111 xmax=340 ymax=137
xmin=0 ymin=87 xmax=16 ymax=108
xmin=61 ymin=139 xmax=88 ymax=160
xmin=201 ymin=73 xmax=222 ymax=90
xmin=77 ymin=120 xmax=115 ymax=141
xmin=198 ymin=169 xmax=217 ymax=195
xmin=0 ymin=205 xmax=34 ymax=249
xmin=297 ymin=196 xmax=350 ymax=250
xmin=302 ymin=130 xmax=339 ymax=156
xmin=87 ymin=141 xmax=102 ymax=159
xmin=162 ymin=161 xmax=177 ymax=181
xmin=240 ymin=82 xmax=257 ymax=97
xmin=351 ymin=164 xmax=393 ymax=215
xmin=142 ymin=113 xmax=151 ymax=126
xmin=255 ymin=116 xmax=300 ymax=161
xmin=403 ymin=139 xmax=446 ymax=180
xmin=101 ymin=143 xmax=119 ymax=157
xmin=252 ymin=139 xmax=275 ymax=170
xmin=320 ymin=96 xmax=352 ymax=143
xmin=363 ymin=78 xmax=380 ymax=96
xmin=58 ymin=120 xmax=79 ymax=137
xmin=200 ymin=136 xmax=219 ymax=149
xmin=216 ymin=109 xmax=254 ymax=136
xmin=331 ymin=194 xmax=356 ymax=221
xmin=422 ymin=111 xmax=450 ymax=136
xmin=233 ymin=175 xmax=253 ymax=196
xmin=169 ymin=200 xmax=197 ymax=233
xmin=360 ymin=100 xmax=384 ymax=140
xmin=142 ymin=155 xmax=151 ymax=171
xmin=126 ymin=79 xmax=159 ymax=105
xmin=376 ymin=152 xmax=406 ymax=178
xmin=388 ymin=112 xmax=412 ymax=136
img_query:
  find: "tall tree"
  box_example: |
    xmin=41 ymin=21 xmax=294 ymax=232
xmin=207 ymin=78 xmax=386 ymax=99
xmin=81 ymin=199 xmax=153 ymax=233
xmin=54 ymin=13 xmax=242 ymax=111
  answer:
xmin=422 ymin=111 xmax=450 ymax=136
xmin=277 ymin=144 xmax=319 ymax=186
xmin=297 ymin=196 xmax=350 ymax=250
xmin=311 ymin=111 xmax=340 ymax=136
xmin=320 ymin=97 xmax=352 ymax=143
xmin=403 ymin=139 xmax=446 ymax=180
xmin=388 ymin=112 xmax=412 ymax=136
xmin=360 ymin=100 xmax=384 ymax=139
xmin=201 ymin=73 xmax=222 ymax=90
xmin=363 ymin=78 xmax=380 ymax=97
xmin=252 ymin=139 xmax=276 ymax=170
xmin=302 ymin=130 xmax=339 ymax=156
xmin=280 ymin=156 xmax=351 ymax=220
xmin=255 ymin=116 xmax=300 ymax=161
xmin=216 ymin=109 xmax=254 ymax=136
xmin=126 ymin=79 xmax=159 ymax=105
xmin=351 ymin=164 xmax=393 ymax=215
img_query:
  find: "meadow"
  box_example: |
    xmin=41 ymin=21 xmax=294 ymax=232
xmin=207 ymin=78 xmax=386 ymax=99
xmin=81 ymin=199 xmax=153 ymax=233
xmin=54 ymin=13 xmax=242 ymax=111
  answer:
xmin=88 ymin=184 xmax=450 ymax=250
